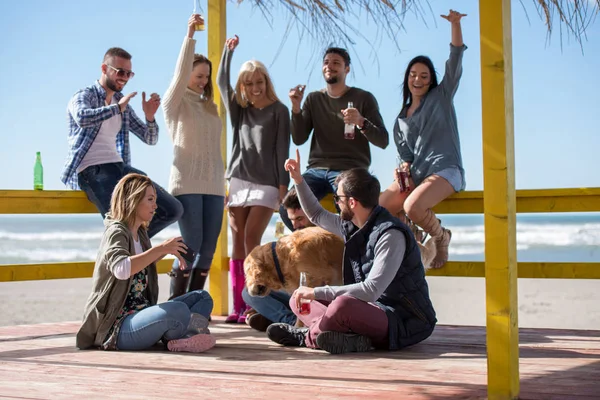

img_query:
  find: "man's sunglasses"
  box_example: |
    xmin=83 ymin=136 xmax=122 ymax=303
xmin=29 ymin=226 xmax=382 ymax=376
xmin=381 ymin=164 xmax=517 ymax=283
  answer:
xmin=333 ymin=194 xmax=349 ymax=203
xmin=106 ymin=64 xmax=135 ymax=79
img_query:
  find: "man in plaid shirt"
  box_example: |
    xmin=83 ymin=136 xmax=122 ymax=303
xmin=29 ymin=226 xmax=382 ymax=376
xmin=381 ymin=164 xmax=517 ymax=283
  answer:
xmin=61 ymin=47 xmax=183 ymax=238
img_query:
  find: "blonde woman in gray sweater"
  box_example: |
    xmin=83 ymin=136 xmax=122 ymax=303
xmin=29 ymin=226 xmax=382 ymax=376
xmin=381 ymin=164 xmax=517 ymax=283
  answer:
xmin=217 ymin=34 xmax=291 ymax=323
xmin=162 ymin=14 xmax=225 ymax=299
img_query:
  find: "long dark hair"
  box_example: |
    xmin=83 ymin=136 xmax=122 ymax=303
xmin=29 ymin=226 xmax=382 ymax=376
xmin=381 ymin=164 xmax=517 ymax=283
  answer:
xmin=401 ymin=55 xmax=439 ymax=111
xmin=193 ymin=54 xmax=213 ymax=101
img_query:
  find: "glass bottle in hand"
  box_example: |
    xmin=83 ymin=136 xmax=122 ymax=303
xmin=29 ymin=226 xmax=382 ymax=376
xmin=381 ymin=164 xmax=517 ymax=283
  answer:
xmin=299 ymin=272 xmax=311 ymax=315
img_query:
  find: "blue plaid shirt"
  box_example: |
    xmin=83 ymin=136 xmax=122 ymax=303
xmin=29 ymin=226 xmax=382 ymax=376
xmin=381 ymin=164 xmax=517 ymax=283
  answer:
xmin=61 ymin=81 xmax=159 ymax=189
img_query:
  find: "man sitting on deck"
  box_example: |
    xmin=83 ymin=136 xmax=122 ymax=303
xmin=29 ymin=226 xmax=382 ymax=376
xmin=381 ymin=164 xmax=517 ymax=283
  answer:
xmin=267 ymin=150 xmax=437 ymax=354
xmin=242 ymin=188 xmax=316 ymax=332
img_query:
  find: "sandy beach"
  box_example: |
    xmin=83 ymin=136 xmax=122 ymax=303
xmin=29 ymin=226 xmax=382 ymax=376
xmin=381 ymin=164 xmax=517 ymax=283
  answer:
xmin=1 ymin=275 xmax=598 ymax=330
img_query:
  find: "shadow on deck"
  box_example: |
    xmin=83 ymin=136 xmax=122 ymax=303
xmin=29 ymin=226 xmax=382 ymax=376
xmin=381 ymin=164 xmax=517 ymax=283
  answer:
xmin=0 ymin=318 xmax=598 ymax=399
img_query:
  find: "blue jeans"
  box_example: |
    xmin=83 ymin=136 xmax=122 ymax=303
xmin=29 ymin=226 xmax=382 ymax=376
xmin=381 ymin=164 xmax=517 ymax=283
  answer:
xmin=242 ymin=287 xmax=296 ymax=325
xmin=171 ymin=194 xmax=225 ymax=273
xmin=278 ymin=168 xmax=341 ymax=231
xmin=116 ymin=290 xmax=213 ymax=350
xmin=78 ymin=162 xmax=184 ymax=238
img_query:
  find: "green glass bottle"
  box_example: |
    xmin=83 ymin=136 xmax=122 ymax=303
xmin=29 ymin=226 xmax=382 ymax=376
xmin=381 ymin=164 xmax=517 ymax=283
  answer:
xmin=34 ymin=151 xmax=43 ymax=190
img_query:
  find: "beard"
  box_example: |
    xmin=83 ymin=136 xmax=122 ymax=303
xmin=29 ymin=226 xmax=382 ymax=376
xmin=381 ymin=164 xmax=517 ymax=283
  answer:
xmin=340 ymin=207 xmax=354 ymax=221
xmin=105 ymin=76 xmax=124 ymax=92
xmin=325 ymin=76 xmax=339 ymax=85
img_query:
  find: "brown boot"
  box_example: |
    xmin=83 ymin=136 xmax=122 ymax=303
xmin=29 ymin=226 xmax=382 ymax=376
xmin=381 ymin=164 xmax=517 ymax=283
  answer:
xmin=431 ymin=228 xmax=452 ymax=269
xmin=412 ymin=209 xmax=450 ymax=269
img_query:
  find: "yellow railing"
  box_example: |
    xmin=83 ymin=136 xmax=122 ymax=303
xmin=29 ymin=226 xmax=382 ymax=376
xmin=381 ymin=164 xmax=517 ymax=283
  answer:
xmin=1 ymin=187 xmax=599 ymax=281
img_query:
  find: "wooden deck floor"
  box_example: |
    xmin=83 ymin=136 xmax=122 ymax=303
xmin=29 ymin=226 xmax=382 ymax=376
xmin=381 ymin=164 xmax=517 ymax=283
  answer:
xmin=0 ymin=318 xmax=598 ymax=399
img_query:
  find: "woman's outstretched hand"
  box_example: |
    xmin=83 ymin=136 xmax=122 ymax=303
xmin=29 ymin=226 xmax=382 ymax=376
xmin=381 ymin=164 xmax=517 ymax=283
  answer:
xmin=441 ymin=9 xmax=467 ymax=24
xmin=226 ymin=35 xmax=239 ymax=51
xmin=187 ymin=14 xmax=204 ymax=38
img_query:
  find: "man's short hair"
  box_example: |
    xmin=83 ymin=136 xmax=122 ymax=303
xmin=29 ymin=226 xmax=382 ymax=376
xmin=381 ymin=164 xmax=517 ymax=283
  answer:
xmin=335 ymin=168 xmax=380 ymax=209
xmin=323 ymin=47 xmax=351 ymax=66
xmin=103 ymin=47 xmax=132 ymax=63
xmin=282 ymin=187 xmax=301 ymax=210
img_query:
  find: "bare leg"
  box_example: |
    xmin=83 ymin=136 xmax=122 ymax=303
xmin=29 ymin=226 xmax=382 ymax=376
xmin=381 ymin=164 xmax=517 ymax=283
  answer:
xmin=404 ymin=175 xmax=456 ymax=269
xmin=229 ymin=207 xmax=250 ymax=260
xmin=243 ymin=206 xmax=275 ymax=256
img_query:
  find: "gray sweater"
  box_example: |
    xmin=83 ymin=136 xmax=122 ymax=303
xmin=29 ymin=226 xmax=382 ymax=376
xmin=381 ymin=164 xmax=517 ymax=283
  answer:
xmin=292 ymin=87 xmax=389 ymax=171
xmin=295 ymin=180 xmax=406 ymax=303
xmin=217 ymin=46 xmax=290 ymax=189
xmin=395 ymin=44 xmax=467 ymax=190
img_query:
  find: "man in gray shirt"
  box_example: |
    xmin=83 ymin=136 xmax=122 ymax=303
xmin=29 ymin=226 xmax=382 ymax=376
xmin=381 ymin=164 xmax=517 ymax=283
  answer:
xmin=278 ymin=47 xmax=389 ymax=231
xmin=267 ymin=151 xmax=436 ymax=354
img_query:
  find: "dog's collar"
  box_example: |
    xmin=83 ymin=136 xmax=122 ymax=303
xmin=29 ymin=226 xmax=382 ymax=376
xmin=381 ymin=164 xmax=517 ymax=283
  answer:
xmin=270 ymin=241 xmax=285 ymax=285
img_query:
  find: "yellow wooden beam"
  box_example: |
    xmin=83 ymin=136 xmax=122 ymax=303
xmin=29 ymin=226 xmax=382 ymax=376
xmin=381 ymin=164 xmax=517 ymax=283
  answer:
xmin=426 ymin=262 xmax=600 ymax=279
xmin=480 ymin=0 xmax=520 ymax=398
xmin=2 ymin=261 xmax=598 ymax=282
xmin=0 ymin=190 xmax=97 ymax=214
xmin=0 ymin=259 xmax=172 ymax=282
xmin=2 ymin=187 xmax=598 ymax=215
xmin=207 ymin=0 xmax=229 ymax=316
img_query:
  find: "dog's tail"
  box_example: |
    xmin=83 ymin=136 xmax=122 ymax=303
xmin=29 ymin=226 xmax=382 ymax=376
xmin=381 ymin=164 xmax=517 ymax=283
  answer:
xmin=418 ymin=239 xmax=437 ymax=270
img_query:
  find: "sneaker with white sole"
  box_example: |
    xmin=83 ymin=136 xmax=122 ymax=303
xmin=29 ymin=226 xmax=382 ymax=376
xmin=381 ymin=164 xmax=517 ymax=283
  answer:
xmin=167 ymin=333 xmax=216 ymax=353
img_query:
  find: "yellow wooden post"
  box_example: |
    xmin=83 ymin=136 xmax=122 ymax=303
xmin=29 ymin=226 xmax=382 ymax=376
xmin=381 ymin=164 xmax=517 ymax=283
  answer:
xmin=479 ymin=0 xmax=519 ymax=398
xmin=207 ymin=0 xmax=229 ymax=316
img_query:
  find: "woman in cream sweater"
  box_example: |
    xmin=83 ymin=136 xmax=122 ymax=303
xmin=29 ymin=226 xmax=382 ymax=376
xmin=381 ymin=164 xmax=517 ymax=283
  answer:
xmin=162 ymin=14 xmax=225 ymax=299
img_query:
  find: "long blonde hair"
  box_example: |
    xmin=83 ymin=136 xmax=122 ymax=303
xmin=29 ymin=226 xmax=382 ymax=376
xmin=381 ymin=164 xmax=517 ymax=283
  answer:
xmin=234 ymin=60 xmax=279 ymax=108
xmin=109 ymin=173 xmax=155 ymax=230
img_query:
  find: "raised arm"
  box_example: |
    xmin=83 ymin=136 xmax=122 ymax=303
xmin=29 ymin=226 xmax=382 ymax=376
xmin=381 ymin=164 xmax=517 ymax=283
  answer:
xmin=162 ymin=14 xmax=202 ymax=118
xmin=289 ymin=85 xmax=313 ymax=145
xmin=129 ymin=92 xmax=159 ymax=145
xmin=440 ymin=10 xmax=467 ymax=98
xmin=216 ymin=35 xmax=241 ymax=125
xmin=285 ymin=149 xmax=342 ymax=235
xmin=68 ymin=89 xmax=121 ymax=128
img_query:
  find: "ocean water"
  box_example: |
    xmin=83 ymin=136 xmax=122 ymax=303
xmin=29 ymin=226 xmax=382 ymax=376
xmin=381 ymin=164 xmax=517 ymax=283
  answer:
xmin=0 ymin=213 xmax=598 ymax=265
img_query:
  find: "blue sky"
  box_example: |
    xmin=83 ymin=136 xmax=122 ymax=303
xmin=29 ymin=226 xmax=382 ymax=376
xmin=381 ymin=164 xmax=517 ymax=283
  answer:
xmin=0 ymin=0 xmax=598 ymax=192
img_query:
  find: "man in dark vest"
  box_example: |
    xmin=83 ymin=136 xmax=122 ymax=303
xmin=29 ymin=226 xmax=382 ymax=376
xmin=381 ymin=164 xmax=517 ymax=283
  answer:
xmin=266 ymin=150 xmax=436 ymax=354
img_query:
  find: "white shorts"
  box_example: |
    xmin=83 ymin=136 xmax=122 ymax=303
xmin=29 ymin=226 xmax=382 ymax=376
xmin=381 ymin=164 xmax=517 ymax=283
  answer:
xmin=227 ymin=177 xmax=279 ymax=210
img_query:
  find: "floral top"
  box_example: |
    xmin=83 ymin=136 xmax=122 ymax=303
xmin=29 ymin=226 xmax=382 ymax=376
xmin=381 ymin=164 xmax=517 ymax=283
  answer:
xmin=102 ymin=269 xmax=151 ymax=350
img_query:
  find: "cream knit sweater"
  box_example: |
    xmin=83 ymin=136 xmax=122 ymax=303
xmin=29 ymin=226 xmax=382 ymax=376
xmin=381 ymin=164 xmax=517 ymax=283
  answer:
xmin=162 ymin=37 xmax=225 ymax=197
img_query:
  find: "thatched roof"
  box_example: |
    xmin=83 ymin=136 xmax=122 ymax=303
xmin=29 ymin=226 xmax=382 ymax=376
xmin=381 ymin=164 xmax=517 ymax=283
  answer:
xmin=242 ymin=0 xmax=599 ymax=49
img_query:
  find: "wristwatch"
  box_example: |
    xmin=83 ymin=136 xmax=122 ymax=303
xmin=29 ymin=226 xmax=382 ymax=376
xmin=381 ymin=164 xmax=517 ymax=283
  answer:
xmin=358 ymin=118 xmax=372 ymax=132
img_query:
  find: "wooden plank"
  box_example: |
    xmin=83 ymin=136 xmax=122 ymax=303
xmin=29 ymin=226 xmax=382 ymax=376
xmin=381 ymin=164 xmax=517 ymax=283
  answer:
xmin=479 ymin=0 xmax=520 ymax=398
xmin=1 ymin=259 xmax=597 ymax=282
xmin=2 ymin=260 xmax=599 ymax=282
xmin=0 ymin=320 xmax=598 ymax=399
xmin=2 ymin=187 xmax=599 ymax=215
xmin=207 ymin=0 xmax=229 ymax=317
xmin=0 ymin=260 xmax=172 ymax=282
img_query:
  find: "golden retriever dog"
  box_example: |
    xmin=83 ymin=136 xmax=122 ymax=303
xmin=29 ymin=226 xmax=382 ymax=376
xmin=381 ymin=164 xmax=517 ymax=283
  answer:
xmin=244 ymin=226 xmax=437 ymax=302
xmin=244 ymin=227 xmax=344 ymax=298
